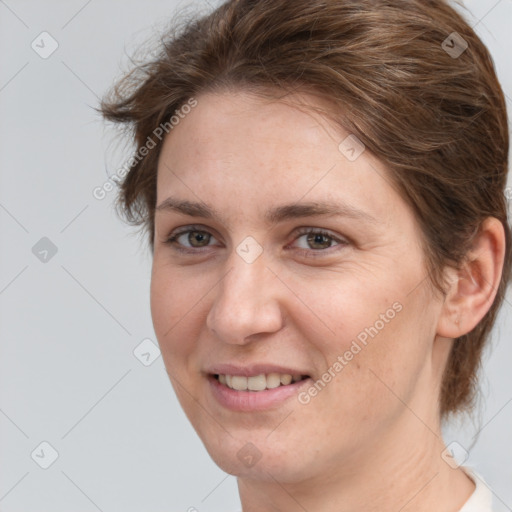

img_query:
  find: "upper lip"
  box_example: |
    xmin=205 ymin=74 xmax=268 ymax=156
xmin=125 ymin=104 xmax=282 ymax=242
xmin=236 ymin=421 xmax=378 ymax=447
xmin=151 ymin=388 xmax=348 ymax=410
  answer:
xmin=205 ymin=363 xmax=311 ymax=378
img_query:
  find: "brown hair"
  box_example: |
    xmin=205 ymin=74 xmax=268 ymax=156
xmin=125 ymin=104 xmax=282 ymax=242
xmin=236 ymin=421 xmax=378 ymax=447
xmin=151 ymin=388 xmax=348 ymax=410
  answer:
xmin=101 ymin=0 xmax=511 ymax=417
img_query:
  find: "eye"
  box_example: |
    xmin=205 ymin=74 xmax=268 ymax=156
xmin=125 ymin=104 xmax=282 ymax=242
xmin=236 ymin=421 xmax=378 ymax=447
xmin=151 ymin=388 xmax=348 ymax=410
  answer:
xmin=166 ymin=227 xmax=219 ymax=249
xmin=292 ymin=228 xmax=347 ymax=251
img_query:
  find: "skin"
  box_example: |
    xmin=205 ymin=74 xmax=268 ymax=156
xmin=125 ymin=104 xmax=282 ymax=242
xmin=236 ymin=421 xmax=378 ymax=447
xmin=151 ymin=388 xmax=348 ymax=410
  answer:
xmin=150 ymin=90 xmax=505 ymax=511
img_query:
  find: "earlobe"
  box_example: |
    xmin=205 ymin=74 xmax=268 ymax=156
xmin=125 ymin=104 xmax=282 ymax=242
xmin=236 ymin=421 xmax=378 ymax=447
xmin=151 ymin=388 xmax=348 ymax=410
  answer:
xmin=436 ymin=217 xmax=506 ymax=339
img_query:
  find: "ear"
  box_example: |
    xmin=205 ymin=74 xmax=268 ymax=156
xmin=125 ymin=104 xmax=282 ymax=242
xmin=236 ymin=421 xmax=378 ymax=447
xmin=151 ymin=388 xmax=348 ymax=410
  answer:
xmin=437 ymin=217 xmax=506 ymax=338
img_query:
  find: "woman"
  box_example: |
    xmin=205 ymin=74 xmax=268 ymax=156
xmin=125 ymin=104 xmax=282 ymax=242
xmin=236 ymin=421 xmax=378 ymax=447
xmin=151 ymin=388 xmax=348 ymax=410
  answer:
xmin=101 ymin=0 xmax=510 ymax=510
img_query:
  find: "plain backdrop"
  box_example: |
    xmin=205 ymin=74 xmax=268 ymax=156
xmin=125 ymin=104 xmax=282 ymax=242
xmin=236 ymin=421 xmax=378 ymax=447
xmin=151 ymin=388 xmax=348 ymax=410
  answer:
xmin=0 ymin=1 xmax=511 ymax=511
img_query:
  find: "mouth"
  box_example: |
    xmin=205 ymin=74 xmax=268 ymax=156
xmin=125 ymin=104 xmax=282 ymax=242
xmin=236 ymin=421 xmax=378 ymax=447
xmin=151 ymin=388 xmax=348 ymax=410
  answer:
xmin=207 ymin=370 xmax=313 ymax=411
xmin=213 ymin=372 xmax=310 ymax=391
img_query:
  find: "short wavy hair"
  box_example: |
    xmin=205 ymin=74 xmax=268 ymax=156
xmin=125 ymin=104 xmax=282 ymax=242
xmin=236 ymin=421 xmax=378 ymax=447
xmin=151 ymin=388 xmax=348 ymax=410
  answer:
xmin=101 ymin=0 xmax=511 ymax=418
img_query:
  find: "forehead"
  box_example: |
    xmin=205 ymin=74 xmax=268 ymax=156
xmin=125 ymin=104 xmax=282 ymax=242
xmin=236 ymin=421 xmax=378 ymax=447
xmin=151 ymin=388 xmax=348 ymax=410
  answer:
xmin=155 ymin=90 xmax=404 ymax=225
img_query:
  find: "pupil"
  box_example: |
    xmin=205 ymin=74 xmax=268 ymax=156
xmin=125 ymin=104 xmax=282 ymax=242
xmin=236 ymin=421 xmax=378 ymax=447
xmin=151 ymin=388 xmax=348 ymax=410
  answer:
xmin=189 ymin=231 xmax=209 ymax=247
xmin=307 ymin=233 xmax=331 ymax=250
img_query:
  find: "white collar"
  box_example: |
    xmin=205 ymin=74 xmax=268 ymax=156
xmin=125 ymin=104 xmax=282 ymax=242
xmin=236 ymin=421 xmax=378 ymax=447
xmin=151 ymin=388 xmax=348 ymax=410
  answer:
xmin=459 ymin=467 xmax=493 ymax=512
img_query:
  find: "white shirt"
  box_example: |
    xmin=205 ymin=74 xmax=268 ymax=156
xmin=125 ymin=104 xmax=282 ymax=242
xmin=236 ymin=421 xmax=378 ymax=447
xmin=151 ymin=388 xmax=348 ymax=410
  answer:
xmin=459 ymin=468 xmax=493 ymax=512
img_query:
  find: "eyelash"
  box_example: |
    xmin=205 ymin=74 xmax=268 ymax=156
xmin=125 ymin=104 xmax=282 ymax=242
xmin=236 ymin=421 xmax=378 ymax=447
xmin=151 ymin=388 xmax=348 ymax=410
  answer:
xmin=165 ymin=225 xmax=348 ymax=256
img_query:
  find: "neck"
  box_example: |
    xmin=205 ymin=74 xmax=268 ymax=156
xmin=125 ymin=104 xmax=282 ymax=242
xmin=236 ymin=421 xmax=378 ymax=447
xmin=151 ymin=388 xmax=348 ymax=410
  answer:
xmin=237 ymin=411 xmax=475 ymax=512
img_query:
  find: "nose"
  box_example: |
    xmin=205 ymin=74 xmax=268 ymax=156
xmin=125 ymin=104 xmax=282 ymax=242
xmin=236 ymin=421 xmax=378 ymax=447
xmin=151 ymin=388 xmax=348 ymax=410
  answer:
xmin=206 ymin=253 xmax=285 ymax=345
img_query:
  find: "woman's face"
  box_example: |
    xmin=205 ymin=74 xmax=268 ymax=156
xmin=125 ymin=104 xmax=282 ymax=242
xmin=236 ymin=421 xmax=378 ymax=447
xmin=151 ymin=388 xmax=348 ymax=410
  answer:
xmin=151 ymin=91 xmax=447 ymax=482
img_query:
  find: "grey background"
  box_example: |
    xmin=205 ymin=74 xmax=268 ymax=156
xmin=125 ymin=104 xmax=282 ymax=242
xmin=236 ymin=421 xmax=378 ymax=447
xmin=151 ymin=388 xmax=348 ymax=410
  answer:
xmin=0 ymin=1 xmax=510 ymax=511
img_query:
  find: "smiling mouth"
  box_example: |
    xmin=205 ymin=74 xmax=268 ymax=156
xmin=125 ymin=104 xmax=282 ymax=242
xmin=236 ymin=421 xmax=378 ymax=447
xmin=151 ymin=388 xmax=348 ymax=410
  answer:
xmin=213 ymin=373 xmax=310 ymax=391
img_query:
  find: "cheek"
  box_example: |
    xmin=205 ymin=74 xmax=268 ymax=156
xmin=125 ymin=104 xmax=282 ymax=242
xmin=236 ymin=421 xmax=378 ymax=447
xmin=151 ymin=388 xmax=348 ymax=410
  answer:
xmin=289 ymin=267 xmax=434 ymax=408
xmin=285 ymin=268 xmax=406 ymax=353
xmin=150 ymin=264 xmax=209 ymax=420
xmin=150 ymin=261 xmax=200 ymax=363
xmin=322 ymin=292 xmax=436 ymax=423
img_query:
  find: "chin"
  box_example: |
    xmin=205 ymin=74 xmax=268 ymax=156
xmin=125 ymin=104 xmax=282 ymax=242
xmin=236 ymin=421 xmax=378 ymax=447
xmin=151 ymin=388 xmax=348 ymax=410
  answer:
xmin=199 ymin=430 xmax=320 ymax=484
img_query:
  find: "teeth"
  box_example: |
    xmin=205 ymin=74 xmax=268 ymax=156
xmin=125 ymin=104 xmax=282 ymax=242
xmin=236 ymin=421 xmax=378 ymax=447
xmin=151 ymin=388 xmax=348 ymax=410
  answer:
xmin=248 ymin=374 xmax=267 ymax=391
xmin=280 ymin=374 xmax=292 ymax=385
xmin=231 ymin=376 xmax=247 ymax=391
xmin=266 ymin=373 xmax=281 ymax=389
xmin=217 ymin=373 xmax=305 ymax=391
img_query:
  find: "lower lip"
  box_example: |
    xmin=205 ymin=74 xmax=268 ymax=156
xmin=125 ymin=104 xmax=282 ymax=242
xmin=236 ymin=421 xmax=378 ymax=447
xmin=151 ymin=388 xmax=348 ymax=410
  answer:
xmin=208 ymin=375 xmax=312 ymax=412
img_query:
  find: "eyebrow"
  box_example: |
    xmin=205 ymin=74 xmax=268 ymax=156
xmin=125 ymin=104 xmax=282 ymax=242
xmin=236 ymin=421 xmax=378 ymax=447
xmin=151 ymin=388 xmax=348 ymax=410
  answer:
xmin=155 ymin=197 xmax=378 ymax=225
